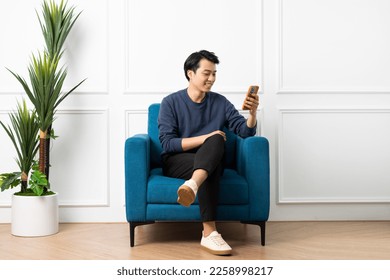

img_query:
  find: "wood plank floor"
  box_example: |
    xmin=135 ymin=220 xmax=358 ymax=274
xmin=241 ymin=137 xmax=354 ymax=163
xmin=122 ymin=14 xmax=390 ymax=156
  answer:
xmin=1 ymin=221 xmax=390 ymax=260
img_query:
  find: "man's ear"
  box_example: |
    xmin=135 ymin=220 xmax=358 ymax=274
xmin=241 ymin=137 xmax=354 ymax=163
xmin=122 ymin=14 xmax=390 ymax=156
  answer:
xmin=187 ymin=70 xmax=194 ymax=80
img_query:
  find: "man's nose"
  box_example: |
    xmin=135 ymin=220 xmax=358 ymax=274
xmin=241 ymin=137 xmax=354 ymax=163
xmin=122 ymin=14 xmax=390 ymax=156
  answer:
xmin=208 ymin=75 xmax=216 ymax=82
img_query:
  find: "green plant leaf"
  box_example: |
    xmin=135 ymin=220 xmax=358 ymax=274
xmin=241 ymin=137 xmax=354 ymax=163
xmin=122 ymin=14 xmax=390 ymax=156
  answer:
xmin=38 ymin=0 xmax=82 ymax=58
xmin=0 ymin=100 xmax=39 ymax=179
xmin=29 ymin=168 xmax=48 ymax=196
xmin=49 ymin=128 xmax=58 ymax=139
xmin=0 ymin=172 xmax=22 ymax=192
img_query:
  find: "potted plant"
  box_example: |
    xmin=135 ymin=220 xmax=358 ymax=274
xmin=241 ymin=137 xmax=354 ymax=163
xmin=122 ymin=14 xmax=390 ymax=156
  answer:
xmin=10 ymin=0 xmax=85 ymax=181
xmin=0 ymin=101 xmax=56 ymax=236
xmin=0 ymin=0 xmax=85 ymax=236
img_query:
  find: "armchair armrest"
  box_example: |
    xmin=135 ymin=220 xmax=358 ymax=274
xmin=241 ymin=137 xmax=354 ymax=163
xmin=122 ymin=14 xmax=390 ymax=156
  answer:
xmin=236 ymin=136 xmax=270 ymax=221
xmin=124 ymin=134 xmax=150 ymax=221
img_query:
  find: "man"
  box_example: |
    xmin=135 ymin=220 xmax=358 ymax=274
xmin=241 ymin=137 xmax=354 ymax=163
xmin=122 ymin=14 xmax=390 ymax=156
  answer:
xmin=158 ymin=50 xmax=259 ymax=255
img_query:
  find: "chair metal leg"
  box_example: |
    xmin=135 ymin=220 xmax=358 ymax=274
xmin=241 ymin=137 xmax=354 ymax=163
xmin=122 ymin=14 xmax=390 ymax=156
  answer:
xmin=241 ymin=221 xmax=267 ymax=246
xmin=129 ymin=221 xmax=155 ymax=247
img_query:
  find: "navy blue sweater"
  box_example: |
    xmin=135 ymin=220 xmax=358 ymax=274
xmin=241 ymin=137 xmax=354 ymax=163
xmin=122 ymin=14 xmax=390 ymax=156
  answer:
xmin=158 ymin=89 xmax=256 ymax=155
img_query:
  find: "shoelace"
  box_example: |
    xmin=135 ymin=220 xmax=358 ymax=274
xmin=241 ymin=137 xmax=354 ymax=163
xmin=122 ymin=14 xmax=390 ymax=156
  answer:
xmin=209 ymin=234 xmax=227 ymax=246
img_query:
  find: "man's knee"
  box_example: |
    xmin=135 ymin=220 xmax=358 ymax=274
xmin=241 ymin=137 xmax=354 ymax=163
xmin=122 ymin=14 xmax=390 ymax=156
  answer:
xmin=206 ymin=134 xmax=225 ymax=147
xmin=203 ymin=134 xmax=225 ymax=162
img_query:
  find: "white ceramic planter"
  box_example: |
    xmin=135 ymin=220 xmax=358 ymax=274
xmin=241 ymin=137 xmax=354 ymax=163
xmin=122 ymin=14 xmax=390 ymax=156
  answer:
xmin=11 ymin=193 xmax=59 ymax=237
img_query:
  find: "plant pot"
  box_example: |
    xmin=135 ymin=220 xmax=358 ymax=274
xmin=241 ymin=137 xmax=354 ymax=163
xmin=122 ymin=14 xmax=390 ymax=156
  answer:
xmin=11 ymin=192 xmax=59 ymax=237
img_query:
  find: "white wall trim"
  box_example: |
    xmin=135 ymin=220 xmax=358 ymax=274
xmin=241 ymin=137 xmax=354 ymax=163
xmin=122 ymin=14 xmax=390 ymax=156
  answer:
xmin=123 ymin=0 xmax=264 ymax=94
xmin=0 ymin=109 xmax=111 ymax=208
xmin=55 ymin=109 xmax=110 ymax=207
xmin=277 ymin=89 xmax=390 ymax=95
xmin=278 ymin=0 xmax=390 ymax=94
xmin=0 ymin=0 xmax=110 ymax=95
xmin=277 ymin=107 xmax=390 ymax=204
xmin=125 ymin=109 xmax=148 ymax=139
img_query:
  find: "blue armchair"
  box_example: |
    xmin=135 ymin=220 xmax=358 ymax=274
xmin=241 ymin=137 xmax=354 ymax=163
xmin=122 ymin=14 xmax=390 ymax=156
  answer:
xmin=125 ymin=104 xmax=270 ymax=247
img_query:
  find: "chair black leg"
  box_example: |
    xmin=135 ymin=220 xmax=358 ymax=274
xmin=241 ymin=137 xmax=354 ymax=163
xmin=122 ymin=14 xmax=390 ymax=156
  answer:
xmin=241 ymin=221 xmax=267 ymax=246
xmin=129 ymin=221 xmax=155 ymax=247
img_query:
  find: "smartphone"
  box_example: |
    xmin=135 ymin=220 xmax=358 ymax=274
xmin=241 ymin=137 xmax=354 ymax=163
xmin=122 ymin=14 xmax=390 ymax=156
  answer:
xmin=242 ymin=85 xmax=259 ymax=110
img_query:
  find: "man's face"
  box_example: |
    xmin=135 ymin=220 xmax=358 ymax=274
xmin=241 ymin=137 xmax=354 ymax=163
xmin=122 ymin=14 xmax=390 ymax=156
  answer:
xmin=187 ymin=58 xmax=217 ymax=93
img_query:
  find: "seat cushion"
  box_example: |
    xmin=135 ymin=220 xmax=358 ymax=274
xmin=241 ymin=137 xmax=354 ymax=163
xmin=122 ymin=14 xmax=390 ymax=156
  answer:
xmin=147 ymin=168 xmax=249 ymax=205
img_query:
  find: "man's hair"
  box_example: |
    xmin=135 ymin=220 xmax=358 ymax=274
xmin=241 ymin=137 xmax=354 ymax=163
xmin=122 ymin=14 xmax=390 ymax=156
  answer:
xmin=184 ymin=50 xmax=219 ymax=81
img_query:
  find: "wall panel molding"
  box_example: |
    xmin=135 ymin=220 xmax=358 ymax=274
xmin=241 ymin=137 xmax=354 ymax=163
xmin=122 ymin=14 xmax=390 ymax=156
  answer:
xmin=0 ymin=109 xmax=18 ymax=208
xmin=278 ymin=0 xmax=390 ymax=93
xmin=1 ymin=108 xmax=111 ymax=208
xmin=50 ymin=109 xmax=110 ymax=207
xmin=124 ymin=0 xmax=264 ymax=94
xmin=125 ymin=109 xmax=148 ymax=138
xmin=277 ymin=108 xmax=390 ymax=203
xmin=0 ymin=0 xmax=110 ymax=95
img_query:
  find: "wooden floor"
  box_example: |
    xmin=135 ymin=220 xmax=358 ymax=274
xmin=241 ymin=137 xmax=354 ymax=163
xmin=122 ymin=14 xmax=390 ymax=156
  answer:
xmin=1 ymin=221 xmax=390 ymax=260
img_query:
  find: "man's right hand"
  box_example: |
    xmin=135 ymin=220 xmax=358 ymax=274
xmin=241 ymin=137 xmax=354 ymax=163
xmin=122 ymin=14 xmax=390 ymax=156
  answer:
xmin=206 ymin=130 xmax=226 ymax=142
xmin=181 ymin=130 xmax=226 ymax=151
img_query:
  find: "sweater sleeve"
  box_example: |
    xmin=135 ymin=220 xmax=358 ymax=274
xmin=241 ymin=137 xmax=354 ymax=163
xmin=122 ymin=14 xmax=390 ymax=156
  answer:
xmin=225 ymin=99 xmax=257 ymax=138
xmin=158 ymin=97 xmax=183 ymax=154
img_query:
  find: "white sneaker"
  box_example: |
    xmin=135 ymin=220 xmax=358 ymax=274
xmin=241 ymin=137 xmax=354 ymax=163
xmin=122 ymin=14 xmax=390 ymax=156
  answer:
xmin=201 ymin=231 xmax=232 ymax=255
xmin=177 ymin=182 xmax=196 ymax=207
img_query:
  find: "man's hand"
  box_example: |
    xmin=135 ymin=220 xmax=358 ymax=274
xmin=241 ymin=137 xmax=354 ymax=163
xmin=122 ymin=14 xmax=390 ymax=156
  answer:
xmin=182 ymin=130 xmax=226 ymax=151
xmin=206 ymin=130 xmax=226 ymax=141
xmin=245 ymin=94 xmax=259 ymax=128
xmin=244 ymin=94 xmax=259 ymax=114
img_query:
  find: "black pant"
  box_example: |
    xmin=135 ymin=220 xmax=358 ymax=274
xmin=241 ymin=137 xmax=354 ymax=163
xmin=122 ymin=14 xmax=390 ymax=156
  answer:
xmin=162 ymin=134 xmax=225 ymax=221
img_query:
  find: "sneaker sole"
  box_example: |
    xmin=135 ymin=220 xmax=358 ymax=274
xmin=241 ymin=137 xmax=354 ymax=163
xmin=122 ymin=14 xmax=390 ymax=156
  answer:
xmin=201 ymin=245 xmax=232 ymax=256
xmin=177 ymin=185 xmax=195 ymax=207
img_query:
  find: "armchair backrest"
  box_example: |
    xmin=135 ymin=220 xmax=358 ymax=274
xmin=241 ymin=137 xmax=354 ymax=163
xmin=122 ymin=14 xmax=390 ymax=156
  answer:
xmin=148 ymin=103 xmax=237 ymax=168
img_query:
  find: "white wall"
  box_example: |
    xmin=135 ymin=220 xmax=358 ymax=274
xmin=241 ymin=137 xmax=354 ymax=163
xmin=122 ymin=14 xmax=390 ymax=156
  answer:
xmin=1 ymin=0 xmax=390 ymax=222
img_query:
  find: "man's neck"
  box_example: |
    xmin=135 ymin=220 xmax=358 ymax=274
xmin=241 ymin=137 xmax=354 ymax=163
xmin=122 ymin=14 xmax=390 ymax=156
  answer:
xmin=187 ymin=86 xmax=206 ymax=103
